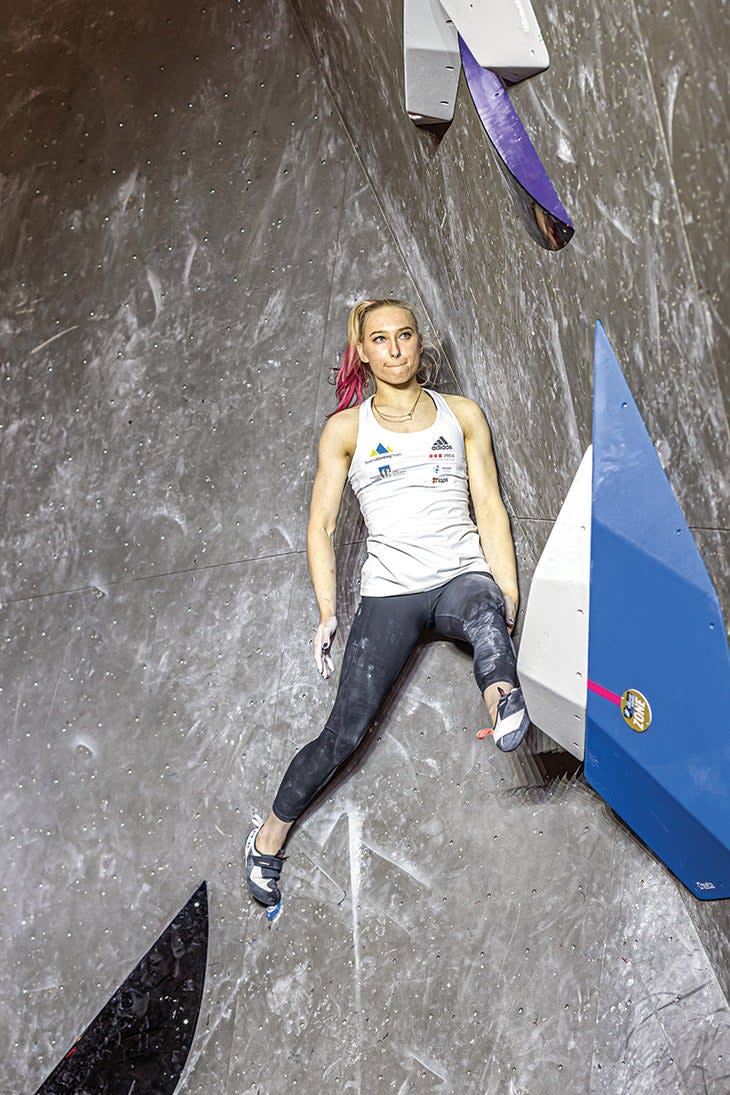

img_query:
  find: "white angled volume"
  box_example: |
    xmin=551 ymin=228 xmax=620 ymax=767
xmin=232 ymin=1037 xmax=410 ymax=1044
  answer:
xmin=517 ymin=448 xmax=592 ymax=760
xmin=403 ymin=0 xmax=460 ymax=123
xmin=439 ymin=0 xmax=549 ymax=82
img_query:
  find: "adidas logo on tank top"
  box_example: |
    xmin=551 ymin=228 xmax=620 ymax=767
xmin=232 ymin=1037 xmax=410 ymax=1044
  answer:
xmin=347 ymin=390 xmax=491 ymax=596
xmin=429 ymin=434 xmax=456 ymax=461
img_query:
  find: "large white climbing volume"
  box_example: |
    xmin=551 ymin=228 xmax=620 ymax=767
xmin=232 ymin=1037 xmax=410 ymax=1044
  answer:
xmin=517 ymin=447 xmax=592 ymax=760
xmin=403 ymin=0 xmax=460 ymax=123
xmin=439 ymin=0 xmax=549 ymax=82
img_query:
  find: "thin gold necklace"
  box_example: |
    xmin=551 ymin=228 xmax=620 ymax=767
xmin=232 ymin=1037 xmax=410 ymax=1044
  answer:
xmin=373 ymin=386 xmax=423 ymax=422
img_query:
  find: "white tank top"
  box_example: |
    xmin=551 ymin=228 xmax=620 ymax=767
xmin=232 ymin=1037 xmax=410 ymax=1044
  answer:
xmin=347 ymin=390 xmax=491 ymax=596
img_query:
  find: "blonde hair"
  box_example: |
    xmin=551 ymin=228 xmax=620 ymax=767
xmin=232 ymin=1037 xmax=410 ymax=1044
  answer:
xmin=333 ymin=298 xmax=439 ymax=411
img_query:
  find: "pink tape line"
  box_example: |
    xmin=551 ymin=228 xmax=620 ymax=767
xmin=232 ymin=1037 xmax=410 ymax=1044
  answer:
xmin=587 ymin=679 xmax=622 ymax=705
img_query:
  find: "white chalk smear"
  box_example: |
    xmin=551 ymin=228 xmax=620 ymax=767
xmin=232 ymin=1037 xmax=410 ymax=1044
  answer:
xmin=30 ymin=325 xmax=79 ymax=354
xmin=663 ymin=64 xmax=683 ymax=162
xmin=362 ymin=836 xmax=431 ymax=890
xmin=593 ymin=196 xmax=636 ymax=245
xmin=183 ymin=240 xmax=198 ymax=287
xmin=557 ymin=134 xmax=575 ymax=164
xmin=145 ymin=267 xmax=163 ymax=321
xmin=117 ymin=168 xmax=139 ymax=213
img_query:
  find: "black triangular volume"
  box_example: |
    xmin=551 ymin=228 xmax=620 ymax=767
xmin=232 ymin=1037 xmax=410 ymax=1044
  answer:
xmin=35 ymin=881 xmax=209 ymax=1095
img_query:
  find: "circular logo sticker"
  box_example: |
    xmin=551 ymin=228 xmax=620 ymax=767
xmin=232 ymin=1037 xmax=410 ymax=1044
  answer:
xmin=621 ymin=689 xmax=652 ymax=732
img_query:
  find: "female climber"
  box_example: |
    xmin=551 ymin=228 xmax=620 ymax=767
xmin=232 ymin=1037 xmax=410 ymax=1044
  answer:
xmin=245 ymin=298 xmax=530 ymax=909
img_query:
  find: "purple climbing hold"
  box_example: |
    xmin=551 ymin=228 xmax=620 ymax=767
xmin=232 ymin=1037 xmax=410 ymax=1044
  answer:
xmin=460 ymin=35 xmax=574 ymax=250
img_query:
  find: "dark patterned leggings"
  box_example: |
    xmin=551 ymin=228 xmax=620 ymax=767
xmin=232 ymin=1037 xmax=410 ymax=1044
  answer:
xmin=272 ymin=571 xmax=516 ymax=822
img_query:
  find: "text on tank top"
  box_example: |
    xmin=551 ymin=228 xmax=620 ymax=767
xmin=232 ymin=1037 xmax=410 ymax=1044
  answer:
xmin=347 ymin=390 xmax=491 ymax=596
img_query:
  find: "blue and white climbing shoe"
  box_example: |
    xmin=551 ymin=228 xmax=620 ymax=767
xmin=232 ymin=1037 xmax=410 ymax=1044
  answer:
xmin=245 ymin=816 xmax=285 ymax=908
xmin=493 ymin=685 xmax=530 ymax=752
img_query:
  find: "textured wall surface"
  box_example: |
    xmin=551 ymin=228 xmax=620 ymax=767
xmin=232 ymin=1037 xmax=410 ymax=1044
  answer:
xmin=1 ymin=1 xmax=728 ymax=1094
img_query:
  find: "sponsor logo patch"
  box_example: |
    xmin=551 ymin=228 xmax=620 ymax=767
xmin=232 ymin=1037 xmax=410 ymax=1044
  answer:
xmin=621 ymin=689 xmax=652 ymax=732
xmin=366 ymin=441 xmax=401 ymax=467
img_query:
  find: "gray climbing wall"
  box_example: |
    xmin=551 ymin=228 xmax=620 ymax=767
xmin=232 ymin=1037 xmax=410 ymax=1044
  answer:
xmin=1 ymin=1 xmax=728 ymax=1094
